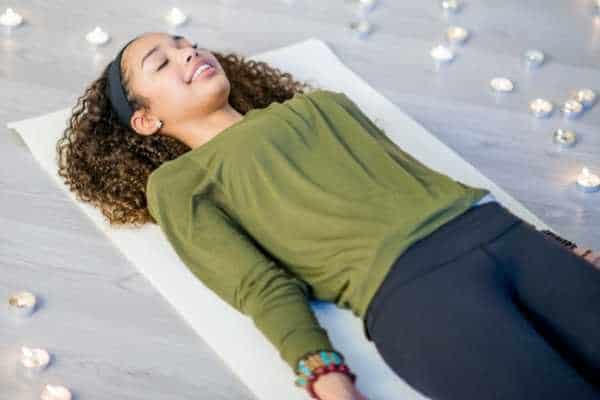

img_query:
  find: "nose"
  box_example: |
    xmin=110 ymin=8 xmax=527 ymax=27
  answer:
xmin=182 ymin=47 xmax=199 ymax=65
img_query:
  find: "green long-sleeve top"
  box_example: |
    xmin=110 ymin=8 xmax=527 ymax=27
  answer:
xmin=145 ymin=89 xmax=490 ymax=373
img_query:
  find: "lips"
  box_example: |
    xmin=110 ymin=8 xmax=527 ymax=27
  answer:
xmin=187 ymin=59 xmax=215 ymax=84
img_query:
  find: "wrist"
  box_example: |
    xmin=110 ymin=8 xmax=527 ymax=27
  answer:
xmin=294 ymin=350 xmax=357 ymax=400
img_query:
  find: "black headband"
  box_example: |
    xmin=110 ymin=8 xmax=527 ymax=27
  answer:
xmin=105 ymin=37 xmax=138 ymax=129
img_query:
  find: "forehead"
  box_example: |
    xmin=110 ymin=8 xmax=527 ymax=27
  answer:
xmin=124 ymin=33 xmax=168 ymax=62
xmin=122 ymin=32 xmax=184 ymax=72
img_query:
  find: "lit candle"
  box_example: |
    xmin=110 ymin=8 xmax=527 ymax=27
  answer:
xmin=446 ymin=26 xmax=469 ymax=44
xmin=442 ymin=0 xmax=462 ymax=13
xmin=489 ymin=77 xmax=515 ymax=93
xmin=552 ymin=128 xmax=577 ymax=148
xmin=561 ymin=99 xmax=583 ymax=119
xmin=357 ymin=0 xmax=378 ymax=14
xmin=85 ymin=27 xmax=110 ymax=46
xmin=576 ymin=167 xmax=600 ymax=193
xmin=523 ymin=49 xmax=545 ymax=68
xmin=20 ymin=346 xmax=51 ymax=374
xmin=40 ymin=384 xmax=72 ymax=400
xmin=430 ymin=45 xmax=455 ymax=63
xmin=348 ymin=19 xmax=372 ymax=39
xmin=7 ymin=290 xmax=36 ymax=317
xmin=165 ymin=7 xmax=188 ymax=26
xmin=529 ymin=98 xmax=554 ymax=118
xmin=0 ymin=7 xmax=23 ymax=27
xmin=570 ymin=88 xmax=596 ymax=109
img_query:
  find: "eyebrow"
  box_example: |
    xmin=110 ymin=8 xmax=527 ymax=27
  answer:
xmin=140 ymin=35 xmax=184 ymax=69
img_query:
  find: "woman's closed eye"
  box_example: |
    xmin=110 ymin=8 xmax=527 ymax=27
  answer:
xmin=157 ymin=42 xmax=199 ymax=71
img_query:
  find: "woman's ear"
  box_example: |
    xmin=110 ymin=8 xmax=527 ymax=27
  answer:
xmin=130 ymin=109 xmax=161 ymax=136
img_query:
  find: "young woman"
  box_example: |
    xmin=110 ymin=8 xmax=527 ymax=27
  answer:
xmin=56 ymin=31 xmax=600 ymax=400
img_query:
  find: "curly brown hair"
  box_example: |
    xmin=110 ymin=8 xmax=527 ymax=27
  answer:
xmin=56 ymin=45 xmax=315 ymax=228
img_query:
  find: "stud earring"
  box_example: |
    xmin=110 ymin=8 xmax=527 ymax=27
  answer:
xmin=156 ymin=120 xmax=163 ymax=129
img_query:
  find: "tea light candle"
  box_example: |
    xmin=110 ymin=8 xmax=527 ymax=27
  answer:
xmin=85 ymin=27 xmax=110 ymax=46
xmin=446 ymin=26 xmax=469 ymax=44
xmin=165 ymin=7 xmax=187 ymax=26
xmin=576 ymin=167 xmax=600 ymax=193
xmin=529 ymin=98 xmax=554 ymax=118
xmin=490 ymin=77 xmax=515 ymax=93
xmin=561 ymin=99 xmax=583 ymax=118
xmin=523 ymin=49 xmax=545 ymax=68
xmin=430 ymin=45 xmax=455 ymax=63
xmin=552 ymin=128 xmax=577 ymax=148
xmin=348 ymin=19 xmax=372 ymax=39
xmin=20 ymin=346 xmax=51 ymax=374
xmin=570 ymin=88 xmax=596 ymax=109
xmin=442 ymin=0 xmax=462 ymax=13
xmin=357 ymin=0 xmax=378 ymax=14
xmin=40 ymin=384 xmax=72 ymax=400
xmin=0 ymin=7 xmax=23 ymax=27
xmin=8 ymin=290 xmax=36 ymax=317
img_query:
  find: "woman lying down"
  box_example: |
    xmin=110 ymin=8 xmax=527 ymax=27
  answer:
xmin=56 ymin=31 xmax=600 ymax=400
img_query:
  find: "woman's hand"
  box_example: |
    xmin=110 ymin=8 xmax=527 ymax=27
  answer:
xmin=572 ymin=246 xmax=600 ymax=270
xmin=312 ymin=371 xmax=369 ymax=400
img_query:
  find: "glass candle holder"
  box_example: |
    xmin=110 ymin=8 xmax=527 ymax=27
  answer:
xmin=552 ymin=128 xmax=577 ymax=148
xmin=40 ymin=384 xmax=72 ymax=400
xmin=576 ymin=167 xmax=600 ymax=193
xmin=7 ymin=290 xmax=37 ymax=317
xmin=446 ymin=26 xmax=469 ymax=45
xmin=348 ymin=17 xmax=372 ymax=39
xmin=0 ymin=7 xmax=23 ymax=27
xmin=529 ymin=98 xmax=554 ymax=118
xmin=489 ymin=77 xmax=514 ymax=93
xmin=85 ymin=27 xmax=110 ymax=46
xmin=523 ymin=49 xmax=545 ymax=69
xmin=561 ymin=99 xmax=583 ymax=119
xmin=441 ymin=0 xmax=462 ymax=13
xmin=20 ymin=346 xmax=51 ymax=376
xmin=165 ymin=7 xmax=188 ymax=26
xmin=570 ymin=88 xmax=596 ymax=109
xmin=430 ymin=44 xmax=455 ymax=63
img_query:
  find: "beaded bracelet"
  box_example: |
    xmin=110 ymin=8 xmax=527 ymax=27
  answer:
xmin=540 ymin=229 xmax=578 ymax=250
xmin=294 ymin=350 xmax=357 ymax=399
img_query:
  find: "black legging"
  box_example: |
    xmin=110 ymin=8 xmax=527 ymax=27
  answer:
xmin=364 ymin=202 xmax=600 ymax=399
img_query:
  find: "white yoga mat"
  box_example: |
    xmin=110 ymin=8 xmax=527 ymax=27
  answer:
xmin=7 ymin=37 xmax=554 ymax=400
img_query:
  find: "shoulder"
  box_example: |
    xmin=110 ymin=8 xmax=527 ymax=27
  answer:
xmin=146 ymin=165 xmax=177 ymax=224
xmin=302 ymin=89 xmax=358 ymax=110
xmin=145 ymin=158 xmax=210 ymax=223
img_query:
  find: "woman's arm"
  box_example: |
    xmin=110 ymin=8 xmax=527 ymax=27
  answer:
xmin=146 ymin=180 xmax=362 ymax=397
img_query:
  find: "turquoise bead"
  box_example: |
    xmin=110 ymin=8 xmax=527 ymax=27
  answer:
xmin=331 ymin=352 xmax=341 ymax=364
xmin=295 ymin=377 xmax=307 ymax=386
xmin=320 ymin=351 xmax=331 ymax=366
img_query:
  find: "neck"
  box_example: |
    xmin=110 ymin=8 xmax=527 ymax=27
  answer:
xmin=173 ymin=103 xmax=244 ymax=150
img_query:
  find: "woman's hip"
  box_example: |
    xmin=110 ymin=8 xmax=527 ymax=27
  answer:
xmin=364 ymin=201 xmax=524 ymax=340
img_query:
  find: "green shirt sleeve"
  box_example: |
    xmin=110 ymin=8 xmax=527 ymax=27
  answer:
xmin=146 ymin=181 xmax=337 ymax=372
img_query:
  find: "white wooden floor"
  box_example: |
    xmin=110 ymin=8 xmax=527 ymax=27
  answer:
xmin=1 ymin=1 xmax=599 ymax=399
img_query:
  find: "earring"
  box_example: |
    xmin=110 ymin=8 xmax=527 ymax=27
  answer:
xmin=156 ymin=120 xmax=163 ymax=129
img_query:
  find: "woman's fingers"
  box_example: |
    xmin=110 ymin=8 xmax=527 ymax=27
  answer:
xmin=571 ymin=247 xmax=600 ymax=271
xmin=572 ymin=246 xmax=591 ymax=257
xmin=586 ymin=252 xmax=600 ymax=270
